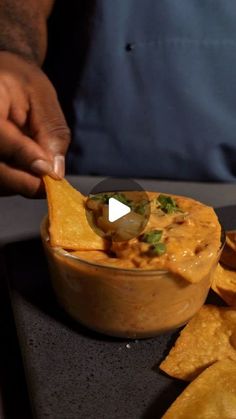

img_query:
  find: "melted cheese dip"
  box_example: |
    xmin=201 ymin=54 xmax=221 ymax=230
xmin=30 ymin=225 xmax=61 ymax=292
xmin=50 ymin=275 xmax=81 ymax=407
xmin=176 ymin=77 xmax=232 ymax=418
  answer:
xmin=72 ymin=192 xmax=221 ymax=284
xmin=42 ymin=193 xmax=222 ymax=337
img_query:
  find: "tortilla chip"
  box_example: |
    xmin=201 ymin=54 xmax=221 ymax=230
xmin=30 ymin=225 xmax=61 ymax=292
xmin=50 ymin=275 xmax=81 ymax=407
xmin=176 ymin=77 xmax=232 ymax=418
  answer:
xmin=43 ymin=176 xmax=105 ymax=250
xmin=160 ymin=305 xmax=236 ymax=381
xmin=162 ymin=359 xmax=236 ymax=419
xmin=220 ymin=230 xmax=236 ymax=270
xmin=212 ymin=263 xmax=236 ymax=306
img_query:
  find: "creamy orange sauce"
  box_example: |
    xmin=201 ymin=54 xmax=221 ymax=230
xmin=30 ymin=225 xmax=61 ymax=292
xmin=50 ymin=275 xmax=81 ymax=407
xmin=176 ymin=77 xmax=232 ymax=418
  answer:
xmin=71 ymin=192 xmax=221 ymax=283
xmin=42 ymin=192 xmax=222 ymax=337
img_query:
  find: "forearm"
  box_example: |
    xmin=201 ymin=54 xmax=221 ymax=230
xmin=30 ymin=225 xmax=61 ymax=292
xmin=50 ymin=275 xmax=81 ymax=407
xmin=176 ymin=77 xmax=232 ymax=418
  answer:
xmin=0 ymin=0 xmax=55 ymax=65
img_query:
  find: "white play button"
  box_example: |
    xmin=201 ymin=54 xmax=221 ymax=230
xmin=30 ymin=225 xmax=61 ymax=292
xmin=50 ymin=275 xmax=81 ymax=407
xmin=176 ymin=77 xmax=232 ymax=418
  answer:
xmin=86 ymin=177 xmax=151 ymax=241
xmin=108 ymin=197 xmax=131 ymax=222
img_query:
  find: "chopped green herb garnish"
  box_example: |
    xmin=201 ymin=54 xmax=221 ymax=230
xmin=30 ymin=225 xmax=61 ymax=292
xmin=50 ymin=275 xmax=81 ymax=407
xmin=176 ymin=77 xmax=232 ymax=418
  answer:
xmin=89 ymin=193 xmax=149 ymax=216
xmin=112 ymin=193 xmax=132 ymax=206
xmin=152 ymin=242 xmax=166 ymax=256
xmin=133 ymin=199 xmax=149 ymax=215
xmin=157 ymin=194 xmax=182 ymax=214
xmin=89 ymin=193 xmax=110 ymax=204
xmin=89 ymin=192 xmax=131 ymax=205
xmin=141 ymin=229 xmax=166 ymax=256
xmin=142 ymin=230 xmax=163 ymax=244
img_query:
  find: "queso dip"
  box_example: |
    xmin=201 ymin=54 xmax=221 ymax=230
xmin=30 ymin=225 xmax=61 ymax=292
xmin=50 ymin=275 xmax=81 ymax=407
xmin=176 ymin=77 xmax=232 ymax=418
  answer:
xmin=42 ymin=187 xmax=222 ymax=338
xmin=73 ymin=192 xmax=221 ymax=284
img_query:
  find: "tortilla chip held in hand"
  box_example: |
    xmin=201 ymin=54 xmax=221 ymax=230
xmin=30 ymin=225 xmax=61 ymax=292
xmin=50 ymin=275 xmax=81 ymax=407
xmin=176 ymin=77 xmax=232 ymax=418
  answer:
xmin=160 ymin=305 xmax=236 ymax=381
xmin=162 ymin=359 xmax=236 ymax=419
xmin=212 ymin=263 xmax=236 ymax=306
xmin=43 ymin=176 xmax=105 ymax=250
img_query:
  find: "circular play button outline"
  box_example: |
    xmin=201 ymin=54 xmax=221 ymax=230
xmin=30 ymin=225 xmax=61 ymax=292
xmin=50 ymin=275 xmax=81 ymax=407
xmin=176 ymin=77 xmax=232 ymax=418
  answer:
xmin=85 ymin=177 xmax=151 ymax=242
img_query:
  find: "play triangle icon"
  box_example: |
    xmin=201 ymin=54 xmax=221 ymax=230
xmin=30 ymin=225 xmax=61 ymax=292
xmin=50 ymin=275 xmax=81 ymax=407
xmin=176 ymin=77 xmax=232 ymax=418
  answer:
xmin=108 ymin=197 xmax=131 ymax=222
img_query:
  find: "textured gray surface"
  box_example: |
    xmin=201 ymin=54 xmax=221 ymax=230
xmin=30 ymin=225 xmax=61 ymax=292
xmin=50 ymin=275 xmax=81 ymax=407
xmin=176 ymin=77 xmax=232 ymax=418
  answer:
xmin=0 ymin=250 xmax=33 ymax=419
xmin=1 ymin=176 xmax=236 ymax=419
xmin=5 ymin=238 xmax=188 ymax=419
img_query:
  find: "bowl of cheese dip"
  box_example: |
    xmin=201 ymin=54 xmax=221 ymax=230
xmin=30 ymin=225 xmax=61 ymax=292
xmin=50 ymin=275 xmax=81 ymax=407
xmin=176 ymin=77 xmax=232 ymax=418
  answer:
xmin=41 ymin=190 xmax=223 ymax=338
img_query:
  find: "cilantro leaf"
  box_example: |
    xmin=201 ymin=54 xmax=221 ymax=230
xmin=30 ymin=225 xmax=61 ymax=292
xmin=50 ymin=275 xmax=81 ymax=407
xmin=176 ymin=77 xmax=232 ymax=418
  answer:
xmin=142 ymin=230 xmax=163 ymax=244
xmin=157 ymin=194 xmax=182 ymax=214
xmin=152 ymin=242 xmax=166 ymax=256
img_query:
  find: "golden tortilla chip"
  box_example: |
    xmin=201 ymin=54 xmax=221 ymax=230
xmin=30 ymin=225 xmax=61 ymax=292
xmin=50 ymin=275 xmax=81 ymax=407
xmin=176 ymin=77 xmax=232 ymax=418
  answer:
xmin=43 ymin=176 xmax=105 ymax=250
xmin=220 ymin=230 xmax=236 ymax=270
xmin=160 ymin=305 xmax=236 ymax=381
xmin=162 ymin=359 xmax=236 ymax=419
xmin=212 ymin=263 xmax=236 ymax=306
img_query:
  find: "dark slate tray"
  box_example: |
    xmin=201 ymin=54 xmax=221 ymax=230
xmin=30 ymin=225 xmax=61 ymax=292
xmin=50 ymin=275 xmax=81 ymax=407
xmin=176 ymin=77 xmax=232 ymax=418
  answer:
xmin=3 ymin=205 xmax=235 ymax=419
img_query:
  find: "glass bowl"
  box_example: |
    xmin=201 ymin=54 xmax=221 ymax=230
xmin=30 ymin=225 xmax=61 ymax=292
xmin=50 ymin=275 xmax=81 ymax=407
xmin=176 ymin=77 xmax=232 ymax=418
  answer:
xmin=41 ymin=216 xmax=223 ymax=339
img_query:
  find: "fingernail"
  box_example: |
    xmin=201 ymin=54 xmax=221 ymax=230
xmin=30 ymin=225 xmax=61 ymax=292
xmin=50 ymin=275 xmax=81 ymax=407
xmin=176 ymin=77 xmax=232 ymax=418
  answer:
xmin=31 ymin=159 xmax=54 ymax=176
xmin=53 ymin=155 xmax=65 ymax=178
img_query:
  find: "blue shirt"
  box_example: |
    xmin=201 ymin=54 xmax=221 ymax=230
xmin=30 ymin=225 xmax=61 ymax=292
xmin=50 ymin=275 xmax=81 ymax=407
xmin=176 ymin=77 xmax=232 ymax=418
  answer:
xmin=45 ymin=0 xmax=236 ymax=181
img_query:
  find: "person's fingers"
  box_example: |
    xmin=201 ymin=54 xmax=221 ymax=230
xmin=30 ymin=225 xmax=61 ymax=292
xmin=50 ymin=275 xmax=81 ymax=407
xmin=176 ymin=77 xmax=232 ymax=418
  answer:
xmin=0 ymin=52 xmax=70 ymax=196
xmin=0 ymin=77 xmax=29 ymax=126
xmin=0 ymin=118 xmax=59 ymax=178
xmin=29 ymin=81 xmax=71 ymax=177
xmin=0 ymin=83 xmax=10 ymax=119
xmin=0 ymin=162 xmax=45 ymax=197
xmin=0 ymin=53 xmax=70 ymax=181
xmin=53 ymin=154 xmax=66 ymax=178
xmin=8 ymin=83 xmax=29 ymax=127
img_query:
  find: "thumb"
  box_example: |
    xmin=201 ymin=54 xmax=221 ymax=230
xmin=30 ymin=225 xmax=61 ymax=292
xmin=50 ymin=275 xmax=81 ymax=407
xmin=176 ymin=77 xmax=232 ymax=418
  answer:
xmin=0 ymin=119 xmax=59 ymax=178
xmin=29 ymin=82 xmax=71 ymax=177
